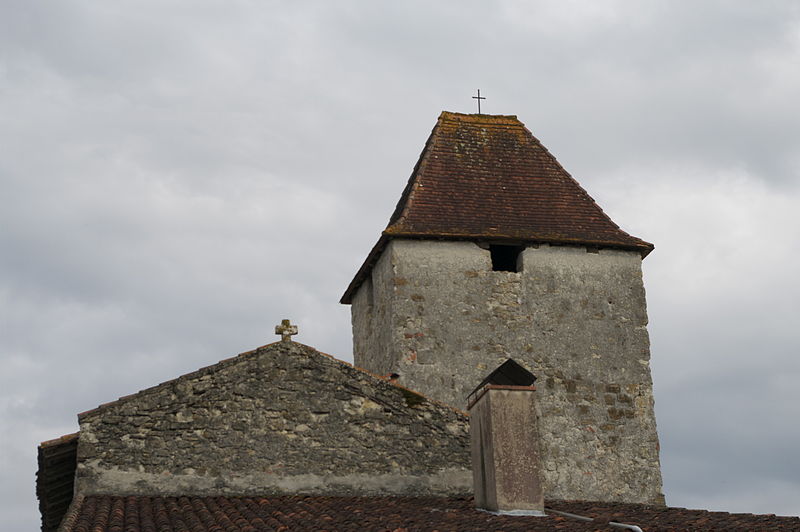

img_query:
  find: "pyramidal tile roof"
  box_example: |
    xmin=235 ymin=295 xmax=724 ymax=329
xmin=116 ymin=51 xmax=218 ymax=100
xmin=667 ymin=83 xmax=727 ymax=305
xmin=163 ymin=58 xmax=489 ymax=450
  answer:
xmin=342 ymin=111 xmax=653 ymax=303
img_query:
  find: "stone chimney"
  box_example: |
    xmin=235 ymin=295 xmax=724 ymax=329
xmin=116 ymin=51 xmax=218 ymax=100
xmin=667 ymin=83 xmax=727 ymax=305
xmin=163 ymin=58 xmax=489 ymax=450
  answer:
xmin=467 ymin=359 xmax=545 ymax=515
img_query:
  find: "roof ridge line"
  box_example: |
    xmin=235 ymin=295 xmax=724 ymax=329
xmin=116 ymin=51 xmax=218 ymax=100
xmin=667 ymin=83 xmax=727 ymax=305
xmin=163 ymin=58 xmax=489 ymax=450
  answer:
xmin=440 ymin=110 xmax=520 ymax=120
xmin=78 ymin=341 xmax=467 ymax=421
xmin=77 ymin=342 xmax=281 ymax=420
xmin=39 ymin=432 xmax=79 ymax=449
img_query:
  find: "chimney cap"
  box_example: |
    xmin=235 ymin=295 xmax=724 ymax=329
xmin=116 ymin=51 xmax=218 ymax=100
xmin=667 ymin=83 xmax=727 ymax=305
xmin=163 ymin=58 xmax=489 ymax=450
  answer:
xmin=468 ymin=359 xmax=536 ymax=399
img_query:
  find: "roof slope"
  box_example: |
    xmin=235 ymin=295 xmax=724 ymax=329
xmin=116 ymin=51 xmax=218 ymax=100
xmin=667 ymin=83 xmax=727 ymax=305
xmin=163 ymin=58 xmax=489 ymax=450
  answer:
xmin=59 ymin=495 xmax=800 ymax=532
xmin=342 ymin=111 xmax=652 ymax=303
xmin=78 ymin=341 xmax=463 ymax=422
xmin=387 ymin=112 xmax=651 ymax=250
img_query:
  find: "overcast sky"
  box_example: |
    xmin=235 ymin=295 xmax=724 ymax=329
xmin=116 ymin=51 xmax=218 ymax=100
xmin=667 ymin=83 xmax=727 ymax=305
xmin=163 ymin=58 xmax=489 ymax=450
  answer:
xmin=2 ymin=1 xmax=799 ymax=529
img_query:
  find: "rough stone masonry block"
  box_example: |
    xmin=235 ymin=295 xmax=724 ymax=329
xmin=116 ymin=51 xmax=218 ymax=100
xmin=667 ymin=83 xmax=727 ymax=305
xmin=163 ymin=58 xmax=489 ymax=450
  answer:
xmin=351 ymin=239 xmax=664 ymax=504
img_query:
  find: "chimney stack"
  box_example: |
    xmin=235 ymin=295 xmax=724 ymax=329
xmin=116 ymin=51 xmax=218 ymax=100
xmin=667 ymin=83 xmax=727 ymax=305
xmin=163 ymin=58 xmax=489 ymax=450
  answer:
xmin=468 ymin=359 xmax=545 ymax=515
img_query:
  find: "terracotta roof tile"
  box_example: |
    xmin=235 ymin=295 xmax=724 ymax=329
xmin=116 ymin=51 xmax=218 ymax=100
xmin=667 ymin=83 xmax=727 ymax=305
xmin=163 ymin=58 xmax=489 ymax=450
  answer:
xmin=342 ymin=111 xmax=653 ymax=303
xmin=60 ymin=495 xmax=800 ymax=532
xmin=389 ymin=112 xmax=650 ymax=247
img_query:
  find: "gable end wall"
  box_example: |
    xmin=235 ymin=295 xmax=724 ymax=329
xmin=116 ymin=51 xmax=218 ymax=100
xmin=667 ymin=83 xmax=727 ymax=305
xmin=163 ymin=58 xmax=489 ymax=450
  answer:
xmin=76 ymin=343 xmax=471 ymax=497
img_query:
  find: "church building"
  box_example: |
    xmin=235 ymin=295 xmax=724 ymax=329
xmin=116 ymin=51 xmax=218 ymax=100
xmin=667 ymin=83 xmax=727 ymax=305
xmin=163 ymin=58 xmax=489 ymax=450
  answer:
xmin=37 ymin=111 xmax=800 ymax=531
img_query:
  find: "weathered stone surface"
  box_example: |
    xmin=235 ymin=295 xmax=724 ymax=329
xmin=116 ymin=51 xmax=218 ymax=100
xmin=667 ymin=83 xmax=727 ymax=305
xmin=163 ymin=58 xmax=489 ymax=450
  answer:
xmin=76 ymin=341 xmax=471 ymax=496
xmin=470 ymin=386 xmax=544 ymax=513
xmin=351 ymin=239 xmax=664 ymax=504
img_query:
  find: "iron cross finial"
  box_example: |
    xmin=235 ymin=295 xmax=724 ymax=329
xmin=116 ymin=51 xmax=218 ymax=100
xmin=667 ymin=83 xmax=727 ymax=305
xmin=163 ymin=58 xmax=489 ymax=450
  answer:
xmin=275 ymin=319 xmax=298 ymax=342
xmin=472 ymin=89 xmax=486 ymax=114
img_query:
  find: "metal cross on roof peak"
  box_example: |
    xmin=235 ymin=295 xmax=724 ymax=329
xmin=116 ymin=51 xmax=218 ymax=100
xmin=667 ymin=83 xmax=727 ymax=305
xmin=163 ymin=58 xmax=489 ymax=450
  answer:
xmin=275 ymin=319 xmax=298 ymax=342
xmin=472 ymin=89 xmax=486 ymax=114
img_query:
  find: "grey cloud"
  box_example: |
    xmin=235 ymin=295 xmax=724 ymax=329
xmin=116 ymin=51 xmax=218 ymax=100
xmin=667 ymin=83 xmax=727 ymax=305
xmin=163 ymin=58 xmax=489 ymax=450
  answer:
xmin=2 ymin=1 xmax=799 ymax=529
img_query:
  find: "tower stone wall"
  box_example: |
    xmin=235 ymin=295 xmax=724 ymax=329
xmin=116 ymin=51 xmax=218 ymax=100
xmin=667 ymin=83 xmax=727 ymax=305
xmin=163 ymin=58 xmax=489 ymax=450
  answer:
xmin=351 ymin=238 xmax=663 ymax=504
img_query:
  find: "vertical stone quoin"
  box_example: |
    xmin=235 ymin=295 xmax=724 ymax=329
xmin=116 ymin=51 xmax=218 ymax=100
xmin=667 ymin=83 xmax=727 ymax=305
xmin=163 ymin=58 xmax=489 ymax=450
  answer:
xmin=342 ymin=111 xmax=664 ymax=504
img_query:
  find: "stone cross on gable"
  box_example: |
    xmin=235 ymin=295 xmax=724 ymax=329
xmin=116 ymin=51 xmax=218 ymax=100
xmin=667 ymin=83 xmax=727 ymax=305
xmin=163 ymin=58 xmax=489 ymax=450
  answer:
xmin=275 ymin=319 xmax=298 ymax=342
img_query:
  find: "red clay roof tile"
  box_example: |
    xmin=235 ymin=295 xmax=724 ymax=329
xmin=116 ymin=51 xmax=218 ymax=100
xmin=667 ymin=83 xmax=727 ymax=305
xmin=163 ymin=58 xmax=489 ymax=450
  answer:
xmin=60 ymin=495 xmax=800 ymax=532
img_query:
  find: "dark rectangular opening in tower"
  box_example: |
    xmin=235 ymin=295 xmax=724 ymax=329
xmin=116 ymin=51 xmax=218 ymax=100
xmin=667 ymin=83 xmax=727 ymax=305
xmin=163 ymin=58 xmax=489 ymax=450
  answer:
xmin=490 ymin=245 xmax=523 ymax=272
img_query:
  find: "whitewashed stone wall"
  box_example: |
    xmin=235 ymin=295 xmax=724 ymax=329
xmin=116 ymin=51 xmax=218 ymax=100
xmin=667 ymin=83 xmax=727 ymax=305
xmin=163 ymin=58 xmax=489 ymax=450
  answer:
xmin=351 ymin=239 xmax=664 ymax=504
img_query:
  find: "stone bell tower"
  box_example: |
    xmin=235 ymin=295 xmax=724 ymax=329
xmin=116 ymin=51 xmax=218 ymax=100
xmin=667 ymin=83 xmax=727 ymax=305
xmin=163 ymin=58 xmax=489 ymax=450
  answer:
xmin=341 ymin=111 xmax=663 ymax=504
